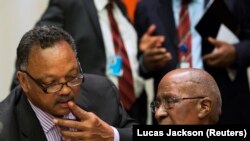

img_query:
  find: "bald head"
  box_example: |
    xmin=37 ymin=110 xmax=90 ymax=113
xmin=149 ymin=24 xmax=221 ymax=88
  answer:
xmin=159 ymin=68 xmax=220 ymax=97
xmin=155 ymin=68 xmax=222 ymax=124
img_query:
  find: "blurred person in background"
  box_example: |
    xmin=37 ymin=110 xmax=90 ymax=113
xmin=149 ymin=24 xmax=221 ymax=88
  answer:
xmin=135 ymin=0 xmax=250 ymax=124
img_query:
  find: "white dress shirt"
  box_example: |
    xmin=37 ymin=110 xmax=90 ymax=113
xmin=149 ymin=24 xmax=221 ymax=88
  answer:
xmin=173 ymin=0 xmax=205 ymax=69
xmin=94 ymin=0 xmax=144 ymax=98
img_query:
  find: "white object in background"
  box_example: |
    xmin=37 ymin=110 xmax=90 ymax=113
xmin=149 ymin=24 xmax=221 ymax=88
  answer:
xmin=216 ymin=24 xmax=239 ymax=81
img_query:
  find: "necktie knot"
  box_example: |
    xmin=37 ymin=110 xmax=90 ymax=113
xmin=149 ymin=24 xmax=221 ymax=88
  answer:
xmin=178 ymin=0 xmax=192 ymax=68
xmin=181 ymin=0 xmax=192 ymax=6
xmin=106 ymin=2 xmax=113 ymax=12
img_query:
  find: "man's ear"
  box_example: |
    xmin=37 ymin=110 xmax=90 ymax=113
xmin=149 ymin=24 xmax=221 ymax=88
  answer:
xmin=16 ymin=71 xmax=29 ymax=93
xmin=197 ymin=97 xmax=211 ymax=119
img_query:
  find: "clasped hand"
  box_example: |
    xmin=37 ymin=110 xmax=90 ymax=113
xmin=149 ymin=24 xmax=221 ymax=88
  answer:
xmin=203 ymin=37 xmax=236 ymax=68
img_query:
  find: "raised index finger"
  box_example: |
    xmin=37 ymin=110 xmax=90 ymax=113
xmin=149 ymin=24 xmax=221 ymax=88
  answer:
xmin=145 ymin=24 xmax=156 ymax=35
xmin=67 ymin=101 xmax=89 ymax=120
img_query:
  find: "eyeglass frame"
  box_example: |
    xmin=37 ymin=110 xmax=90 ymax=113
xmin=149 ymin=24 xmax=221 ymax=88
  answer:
xmin=150 ymin=96 xmax=205 ymax=113
xmin=19 ymin=60 xmax=84 ymax=94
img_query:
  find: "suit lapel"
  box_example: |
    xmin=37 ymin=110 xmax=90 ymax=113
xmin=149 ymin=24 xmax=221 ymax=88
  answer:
xmin=82 ymin=0 xmax=105 ymax=47
xmin=158 ymin=0 xmax=210 ymax=47
xmin=158 ymin=0 xmax=178 ymax=47
xmin=204 ymin=0 xmax=210 ymax=7
xmin=115 ymin=0 xmax=131 ymax=23
xmin=223 ymin=0 xmax=234 ymax=12
xmin=16 ymin=94 xmax=47 ymax=141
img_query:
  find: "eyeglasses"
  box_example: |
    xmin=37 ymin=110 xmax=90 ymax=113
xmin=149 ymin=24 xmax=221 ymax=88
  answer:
xmin=150 ymin=96 xmax=205 ymax=113
xmin=19 ymin=61 xmax=84 ymax=94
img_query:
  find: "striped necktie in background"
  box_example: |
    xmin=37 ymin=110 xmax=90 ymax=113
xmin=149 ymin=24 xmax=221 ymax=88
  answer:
xmin=106 ymin=3 xmax=136 ymax=111
xmin=177 ymin=1 xmax=192 ymax=68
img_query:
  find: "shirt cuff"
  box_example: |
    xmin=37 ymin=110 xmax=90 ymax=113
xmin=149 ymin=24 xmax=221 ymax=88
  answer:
xmin=112 ymin=126 xmax=120 ymax=141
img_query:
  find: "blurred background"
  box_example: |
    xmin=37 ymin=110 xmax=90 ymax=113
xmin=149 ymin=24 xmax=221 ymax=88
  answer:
xmin=0 ymin=0 xmax=49 ymax=101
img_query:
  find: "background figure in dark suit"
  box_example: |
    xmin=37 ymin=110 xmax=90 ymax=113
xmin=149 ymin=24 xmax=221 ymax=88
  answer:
xmin=135 ymin=0 xmax=250 ymax=123
xmin=0 ymin=25 xmax=136 ymax=141
xmin=11 ymin=0 xmax=147 ymax=124
xmin=153 ymin=68 xmax=222 ymax=125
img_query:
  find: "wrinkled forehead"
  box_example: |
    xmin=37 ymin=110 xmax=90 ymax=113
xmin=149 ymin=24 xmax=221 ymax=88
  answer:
xmin=157 ymin=79 xmax=197 ymax=99
xmin=27 ymin=41 xmax=77 ymax=74
xmin=29 ymin=41 xmax=76 ymax=63
xmin=167 ymin=71 xmax=192 ymax=82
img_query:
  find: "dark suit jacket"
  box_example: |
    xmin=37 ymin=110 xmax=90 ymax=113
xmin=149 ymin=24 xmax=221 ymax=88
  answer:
xmin=0 ymin=74 xmax=136 ymax=141
xmin=135 ymin=0 xmax=250 ymax=123
xmin=36 ymin=0 xmax=129 ymax=75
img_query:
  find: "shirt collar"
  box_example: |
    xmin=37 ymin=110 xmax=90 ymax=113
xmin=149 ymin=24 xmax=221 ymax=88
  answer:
xmin=29 ymin=100 xmax=55 ymax=133
xmin=29 ymin=100 xmax=76 ymax=133
xmin=94 ymin=0 xmax=109 ymax=12
xmin=174 ymin=0 xmax=201 ymax=4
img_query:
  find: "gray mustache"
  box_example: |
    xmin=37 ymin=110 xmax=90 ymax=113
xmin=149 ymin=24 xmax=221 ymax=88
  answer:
xmin=56 ymin=95 xmax=74 ymax=103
